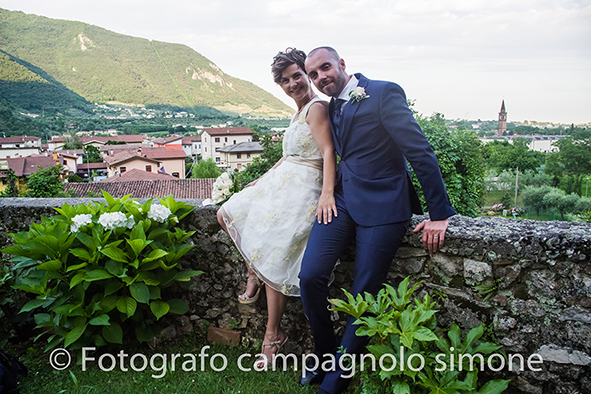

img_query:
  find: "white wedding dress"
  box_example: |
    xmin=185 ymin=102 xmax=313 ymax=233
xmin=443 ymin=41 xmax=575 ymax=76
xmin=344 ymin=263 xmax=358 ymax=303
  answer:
xmin=219 ymin=97 xmax=325 ymax=296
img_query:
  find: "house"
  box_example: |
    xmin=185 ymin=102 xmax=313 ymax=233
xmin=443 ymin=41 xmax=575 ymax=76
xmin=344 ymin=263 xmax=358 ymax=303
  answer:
xmin=182 ymin=136 xmax=201 ymax=158
xmin=103 ymin=147 xmax=187 ymax=179
xmin=99 ymin=168 xmax=176 ymax=182
xmin=104 ymin=151 xmax=162 ymax=179
xmin=65 ymin=178 xmax=216 ymax=199
xmin=48 ymin=134 xmax=145 ymax=150
xmin=140 ymin=148 xmax=187 ymax=178
xmin=0 ymin=155 xmax=63 ymax=193
xmin=200 ymin=127 xmax=253 ymax=166
xmin=0 ymin=136 xmax=42 ymax=159
xmin=153 ymin=135 xmax=184 ymax=151
xmin=217 ymin=142 xmax=264 ymax=171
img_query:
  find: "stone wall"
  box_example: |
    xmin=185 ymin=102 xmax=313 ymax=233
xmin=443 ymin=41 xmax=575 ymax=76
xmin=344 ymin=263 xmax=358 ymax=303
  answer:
xmin=1 ymin=198 xmax=590 ymax=394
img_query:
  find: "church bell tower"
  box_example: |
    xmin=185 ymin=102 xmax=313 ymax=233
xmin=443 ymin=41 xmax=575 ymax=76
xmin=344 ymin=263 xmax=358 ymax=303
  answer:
xmin=497 ymin=100 xmax=507 ymax=136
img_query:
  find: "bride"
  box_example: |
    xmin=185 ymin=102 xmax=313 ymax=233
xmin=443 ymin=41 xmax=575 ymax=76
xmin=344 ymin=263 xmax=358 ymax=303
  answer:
xmin=216 ymin=48 xmax=336 ymax=367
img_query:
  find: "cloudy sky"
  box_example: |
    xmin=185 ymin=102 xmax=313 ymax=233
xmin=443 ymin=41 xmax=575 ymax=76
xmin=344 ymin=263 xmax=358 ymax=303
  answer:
xmin=3 ymin=0 xmax=590 ymax=123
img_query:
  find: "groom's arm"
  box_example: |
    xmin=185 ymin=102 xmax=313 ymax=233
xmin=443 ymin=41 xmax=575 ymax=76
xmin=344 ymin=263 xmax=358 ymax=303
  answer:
xmin=378 ymin=82 xmax=455 ymax=252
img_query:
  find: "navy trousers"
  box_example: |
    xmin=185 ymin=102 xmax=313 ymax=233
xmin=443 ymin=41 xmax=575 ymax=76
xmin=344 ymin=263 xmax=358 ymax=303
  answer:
xmin=299 ymin=191 xmax=409 ymax=394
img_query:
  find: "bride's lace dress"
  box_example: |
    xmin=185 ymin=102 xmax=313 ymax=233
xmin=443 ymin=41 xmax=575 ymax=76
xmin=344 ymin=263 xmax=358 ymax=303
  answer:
xmin=219 ymin=97 xmax=325 ymax=296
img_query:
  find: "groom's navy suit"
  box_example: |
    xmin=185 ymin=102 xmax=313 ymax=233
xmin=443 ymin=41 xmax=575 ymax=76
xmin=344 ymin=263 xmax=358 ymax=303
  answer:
xmin=300 ymin=74 xmax=455 ymax=394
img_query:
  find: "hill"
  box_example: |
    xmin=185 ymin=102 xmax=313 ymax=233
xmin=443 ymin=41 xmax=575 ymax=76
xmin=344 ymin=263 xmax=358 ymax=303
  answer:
xmin=0 ymin=8 xmax=292 ymax=117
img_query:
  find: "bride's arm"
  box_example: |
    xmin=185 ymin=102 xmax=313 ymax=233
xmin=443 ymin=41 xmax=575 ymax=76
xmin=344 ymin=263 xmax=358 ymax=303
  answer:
xmin=308 ymin=102 xmax=337 ymax=225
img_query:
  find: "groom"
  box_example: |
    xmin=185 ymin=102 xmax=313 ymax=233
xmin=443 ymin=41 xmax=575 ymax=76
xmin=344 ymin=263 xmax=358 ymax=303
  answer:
xmin=299 ymin=47 xmax=456 ymax=394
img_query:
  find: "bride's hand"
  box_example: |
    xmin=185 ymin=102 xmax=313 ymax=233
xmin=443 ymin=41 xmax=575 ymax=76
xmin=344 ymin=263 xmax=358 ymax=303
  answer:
xmin=316 ymin=192 xmax=337 ymax=225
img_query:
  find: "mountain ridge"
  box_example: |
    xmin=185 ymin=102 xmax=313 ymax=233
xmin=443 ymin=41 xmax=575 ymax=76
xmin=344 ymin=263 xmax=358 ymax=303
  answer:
xmin=0 ymin=8 xmax=292 ymax=117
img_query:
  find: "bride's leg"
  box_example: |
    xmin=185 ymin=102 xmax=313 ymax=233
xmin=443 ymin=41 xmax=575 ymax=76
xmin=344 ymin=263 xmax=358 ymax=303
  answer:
xmin=257 ymin=287 xmax=287 ymax=365
xmin=216 ymin=207 xmax=227 ymax=232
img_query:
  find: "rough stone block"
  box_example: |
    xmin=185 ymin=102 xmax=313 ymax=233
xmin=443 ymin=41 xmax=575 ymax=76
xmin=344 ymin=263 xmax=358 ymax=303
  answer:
xmin=463 ymin=259 xmax=492 ymax=286
xmin=207 ymin=326 xmax=240 ymax=347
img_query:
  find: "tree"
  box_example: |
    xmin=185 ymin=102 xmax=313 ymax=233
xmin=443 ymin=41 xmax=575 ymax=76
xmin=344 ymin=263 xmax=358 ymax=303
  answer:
xmin=0 ymin=169 xmax=20 ymax=197
xmin=191 ymin=158 xmax=222 ymax=179
xmin=236 ymin=133 xmax=283 ymax=187
xmin=521 ymin=185 xmax=554 ymax=215
xmin=84 ymin=145 xmax=102 ymax=163
xmin=62 ymin=133 xmax=83 ymax=150
xmin=482 ymin=139 xmax=545 ymax=172
xmin=412 ymin=113 xmax=485 ymax=217
xmin=25 ymin=165 xmax=66 ymax=197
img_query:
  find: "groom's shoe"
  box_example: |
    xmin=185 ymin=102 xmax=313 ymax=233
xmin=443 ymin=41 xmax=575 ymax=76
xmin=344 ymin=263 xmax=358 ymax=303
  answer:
xmin=300 ymin=357 xmax=325 ymax=386
xmin=299 ymin=368 xmax=325 ymax=386
xmin=316 ymin=390 xmax=330 ymax=394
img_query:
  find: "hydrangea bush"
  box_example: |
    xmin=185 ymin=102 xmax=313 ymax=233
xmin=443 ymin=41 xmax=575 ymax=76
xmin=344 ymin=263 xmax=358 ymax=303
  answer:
xmin=2 ymin=191 xmax=202 ymax=351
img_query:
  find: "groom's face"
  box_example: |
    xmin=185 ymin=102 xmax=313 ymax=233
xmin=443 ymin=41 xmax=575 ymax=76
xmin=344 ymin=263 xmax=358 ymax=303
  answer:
xmin=305 ymin=49 xmax=348 ymax=98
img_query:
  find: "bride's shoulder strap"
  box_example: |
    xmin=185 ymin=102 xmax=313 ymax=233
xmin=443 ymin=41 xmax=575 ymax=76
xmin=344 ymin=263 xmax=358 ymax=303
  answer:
xmin=298 ymin=97 xmax=326 ymax=124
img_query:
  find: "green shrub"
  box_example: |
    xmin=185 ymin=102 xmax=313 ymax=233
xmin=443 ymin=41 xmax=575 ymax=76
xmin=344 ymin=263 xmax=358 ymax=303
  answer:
xmin=2 ymin=191 xmax=202 ymax=351
xmin=329 ymin=277 xmax=510 ymax=394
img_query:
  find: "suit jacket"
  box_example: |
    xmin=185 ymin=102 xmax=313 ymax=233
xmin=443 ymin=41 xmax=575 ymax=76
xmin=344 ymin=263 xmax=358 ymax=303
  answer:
xmin=331 ymin=73 xmax=456 ymax=226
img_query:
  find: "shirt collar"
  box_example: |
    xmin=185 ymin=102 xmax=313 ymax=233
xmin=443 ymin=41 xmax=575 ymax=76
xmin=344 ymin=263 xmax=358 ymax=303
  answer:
xmin=337 ymin=75 xmax=359 ymax=102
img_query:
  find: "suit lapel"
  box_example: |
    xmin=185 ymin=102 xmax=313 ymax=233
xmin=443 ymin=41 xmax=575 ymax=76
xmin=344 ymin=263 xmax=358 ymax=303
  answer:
xmin=340 ymin=74 xmax=369 ymax=145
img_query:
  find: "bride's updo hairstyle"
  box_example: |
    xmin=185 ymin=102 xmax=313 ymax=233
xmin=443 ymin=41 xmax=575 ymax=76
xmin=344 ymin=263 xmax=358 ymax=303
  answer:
xmin=271 ymin=48 xmax=307 ymax=84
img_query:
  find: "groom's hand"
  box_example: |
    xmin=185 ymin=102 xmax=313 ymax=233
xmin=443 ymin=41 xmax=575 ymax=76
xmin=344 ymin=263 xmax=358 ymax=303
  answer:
xmin=413 ymin=219 xmax=449 ymax=254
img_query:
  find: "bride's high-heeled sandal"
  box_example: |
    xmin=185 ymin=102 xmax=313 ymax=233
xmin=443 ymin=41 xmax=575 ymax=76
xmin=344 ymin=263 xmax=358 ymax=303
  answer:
xmin=238 ymin=276 xmax=263 ymax=304
xmin=254 ymin=333 xmax=288 ymax=369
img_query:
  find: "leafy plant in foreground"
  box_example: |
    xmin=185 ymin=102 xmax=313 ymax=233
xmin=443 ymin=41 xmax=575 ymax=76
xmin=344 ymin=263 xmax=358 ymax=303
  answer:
xmin=329 ymin=277 xmax=510 ymax=394
xmin=2 ymin=191 xmax=202 ymax=351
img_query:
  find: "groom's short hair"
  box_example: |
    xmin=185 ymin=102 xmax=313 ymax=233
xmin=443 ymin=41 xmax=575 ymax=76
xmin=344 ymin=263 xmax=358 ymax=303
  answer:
xmin=308 ymin=47 xmax=340 ymax=62
xmin=271 ymin=48 xmax=307 ymax=84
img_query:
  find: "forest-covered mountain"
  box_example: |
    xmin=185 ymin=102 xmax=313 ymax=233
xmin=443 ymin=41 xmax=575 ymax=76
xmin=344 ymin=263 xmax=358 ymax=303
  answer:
xmin=0 ymin=8 xmax=292 ymax=117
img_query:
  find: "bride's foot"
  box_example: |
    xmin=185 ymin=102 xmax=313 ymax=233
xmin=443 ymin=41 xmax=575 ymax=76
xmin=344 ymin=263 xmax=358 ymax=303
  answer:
xmin=238 ymin=275 xmax=263 ymax=304
xmin=254 ymin=331 xmax=288 ymax=369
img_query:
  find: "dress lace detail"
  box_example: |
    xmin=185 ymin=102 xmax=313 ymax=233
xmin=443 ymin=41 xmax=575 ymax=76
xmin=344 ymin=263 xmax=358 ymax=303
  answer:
xmin=219 ymin=97 xmax=325 ymax=296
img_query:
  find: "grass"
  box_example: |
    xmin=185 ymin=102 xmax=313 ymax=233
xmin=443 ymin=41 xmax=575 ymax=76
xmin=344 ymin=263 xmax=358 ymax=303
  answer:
xmin=13 ymin=338 xmax=362 ymax=394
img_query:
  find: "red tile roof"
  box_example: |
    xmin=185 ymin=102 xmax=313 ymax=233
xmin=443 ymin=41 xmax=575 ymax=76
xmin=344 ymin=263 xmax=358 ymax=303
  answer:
xmin=104 ymin=151 xmax=160 ymax=166
xmin=202 ymin=127 xmax=253 ymax=136
xmin=65 ymin=178 xmax=216 ymax=199
xmin=182 ymin=136 xmax=201 ymax=144
xmin=80 ymin=135 xmax=144 ymax=144
xmin=3 ymin=156 xmax=60 ymax=177
xmin=142 ymin=149 xmax=187 ymax=160
xmin=100 ymin=169 xmax=176 ymax=182
xmin=0 ymin=136 xmax=41 ymax=144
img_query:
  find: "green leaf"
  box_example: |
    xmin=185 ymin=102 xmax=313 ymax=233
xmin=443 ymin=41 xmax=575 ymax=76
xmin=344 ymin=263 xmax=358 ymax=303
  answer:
xmin=414 ymin=327 xmax=439 ymax=342
xmin=69 ymin=272 xmax=86 ymax=289
xmin=100 ymin=295 xmax=118 ymax=313
xmin=477 ymin=379 xmax=510 ymax=394
xmin=150 ymin=300 xmax=170 ymax=320
xmin=102 ymin=322 xmax=123 ymax=344
xmin=66 ymin=262 xmax=88 ymax=272
xmin=167 ymin=298 xmax=189 ymax=314
xmin=148 ymin=286 xmax=161 ymax=300
xmin=70 ymin=248 xmax=91 ymax=262
xmin=20 ymin=298 xmax=46 ymax=313
xmin=127 ymin=239 xmax=149 ymax=257
xmin=106 ymin=260 xmax=124 ymax=276
xmin=117 ymin=296 xmax=137 ymax=318
xmin=89 ymin=314 xmax=111 ymax=326
xmin=34 ymin=313 xmax=52 ymax=327
xmin=102 ymin=190 xmax=116 ymax=208
xmin=135 ymin=325 xmax=155 ymax=342
xmin=104 ymin=281 xmax=124 ymax=296
xmin=75 ymin=233 xmax=98 ymax=252
xmin=391 ymin=379 xmax=411 ymax=394
xmin=36 ymin=259 xmax=62 ymax=271
xmin=174 ymin=270 xmax=203 ymax=282
xmin=85 ymin=270 xmax=113 ymax=282
xmin=130 ymin=282 xmax=150 ymax=304
xmin=141 ymin=249 xmax=168 ymax=264
xmin=100 ymin=247 xmax=129 ymax=263
xmin=64 ymin=317 xmax=87 ymax=347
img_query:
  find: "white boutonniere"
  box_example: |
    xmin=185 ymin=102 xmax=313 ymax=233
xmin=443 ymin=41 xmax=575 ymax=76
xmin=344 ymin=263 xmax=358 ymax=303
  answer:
xmin=349 ymin=87 xmax=370 ymax=103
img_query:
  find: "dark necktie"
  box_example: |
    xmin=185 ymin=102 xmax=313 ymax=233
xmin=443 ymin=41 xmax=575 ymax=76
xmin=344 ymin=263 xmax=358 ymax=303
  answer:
xmin=333 ymin=99 xmax=346 ymax=135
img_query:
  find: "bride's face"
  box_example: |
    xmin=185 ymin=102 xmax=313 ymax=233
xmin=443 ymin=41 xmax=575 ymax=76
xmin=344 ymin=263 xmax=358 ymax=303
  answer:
xmin=278 ymin=63 xmax=311 ymax=102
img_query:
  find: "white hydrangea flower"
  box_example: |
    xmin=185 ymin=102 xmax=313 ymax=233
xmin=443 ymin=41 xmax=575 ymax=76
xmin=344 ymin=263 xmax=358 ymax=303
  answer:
xmin=98 ymin=211 xmax=131 ymax=230
xmin=148 ymin=204 xmax=172 ymax=223
xmin=70 ymin=214 xmax=92 ymax=232
xmin=126 ymin=216 xmax=135 ymax=229
xmin=202 ymin=198 xmax=215 ymax=206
